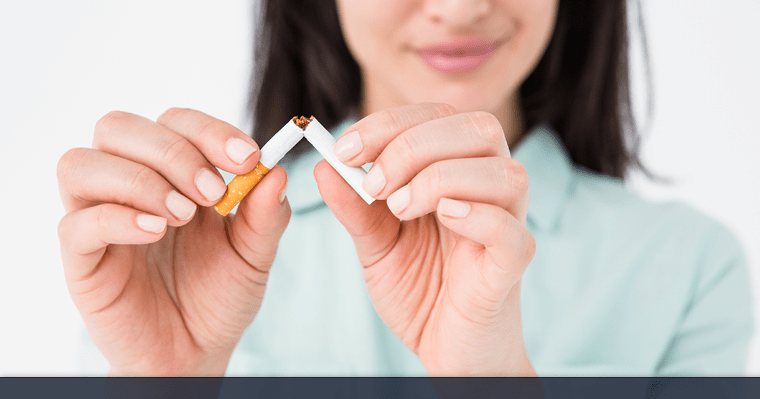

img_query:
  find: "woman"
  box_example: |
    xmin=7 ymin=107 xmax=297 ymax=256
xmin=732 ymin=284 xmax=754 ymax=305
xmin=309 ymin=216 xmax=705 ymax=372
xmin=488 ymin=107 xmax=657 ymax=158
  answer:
xmin=57 ymin=0 xmax=753 ymax=376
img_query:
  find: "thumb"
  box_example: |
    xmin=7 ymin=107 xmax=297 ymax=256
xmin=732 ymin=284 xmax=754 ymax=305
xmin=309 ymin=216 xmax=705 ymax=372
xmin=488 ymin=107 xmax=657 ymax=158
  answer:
xmin=314 ymin=160 xmax=400 ymax=267
xmin=228 ymin=165 xmax=291 ymax=271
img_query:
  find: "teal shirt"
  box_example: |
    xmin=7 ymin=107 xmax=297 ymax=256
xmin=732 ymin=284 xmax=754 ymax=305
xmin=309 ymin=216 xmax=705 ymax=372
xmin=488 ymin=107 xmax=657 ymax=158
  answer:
xmin=81 ymin=120 xmax=754 ymax=376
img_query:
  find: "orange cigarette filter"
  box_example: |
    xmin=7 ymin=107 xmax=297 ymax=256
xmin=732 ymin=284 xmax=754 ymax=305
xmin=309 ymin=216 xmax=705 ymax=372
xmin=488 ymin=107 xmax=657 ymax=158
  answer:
xmin=213 ymin=162 xmax=270 ymax=216
xmin=213 ymin=116 xmax=310 ymax=216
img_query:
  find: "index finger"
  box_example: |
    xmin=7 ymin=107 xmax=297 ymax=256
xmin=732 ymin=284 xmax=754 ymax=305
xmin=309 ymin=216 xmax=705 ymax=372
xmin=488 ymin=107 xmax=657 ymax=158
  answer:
xmin=332 ymin=103 xmax=456 ymax=166
xmin=156 ymin=107 xmax=261 ymax=175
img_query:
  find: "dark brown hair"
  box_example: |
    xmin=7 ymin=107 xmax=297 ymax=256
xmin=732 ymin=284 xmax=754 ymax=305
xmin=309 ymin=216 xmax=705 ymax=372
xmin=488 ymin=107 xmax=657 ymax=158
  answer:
xmin=249 ymin=0 xmax=649 ymax=178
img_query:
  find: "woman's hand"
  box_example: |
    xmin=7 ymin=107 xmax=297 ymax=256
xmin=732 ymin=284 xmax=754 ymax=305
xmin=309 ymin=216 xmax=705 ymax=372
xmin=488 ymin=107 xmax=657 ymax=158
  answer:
xmin=315 ymin=103 xmax=535 ymax=376
xmin=56 ymin=108 xmax=290 ymax=375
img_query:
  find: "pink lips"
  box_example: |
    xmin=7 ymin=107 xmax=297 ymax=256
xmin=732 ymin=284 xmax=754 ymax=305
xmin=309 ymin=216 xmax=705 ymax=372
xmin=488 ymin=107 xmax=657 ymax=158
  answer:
xmin=416 ymin=38 xmax=500 ymax=74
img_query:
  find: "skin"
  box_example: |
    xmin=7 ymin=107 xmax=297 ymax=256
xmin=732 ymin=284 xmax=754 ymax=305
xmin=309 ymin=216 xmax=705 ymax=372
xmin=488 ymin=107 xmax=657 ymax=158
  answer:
xmin=56 ymin=0 xmax=557 ymax=376
xmin=324 ymin=0 xmax=557 ymax=375
xmin=57 ymin=109 xmax=291 ymax=375
xmin=336 ymin=0 xmax=558 ymax=146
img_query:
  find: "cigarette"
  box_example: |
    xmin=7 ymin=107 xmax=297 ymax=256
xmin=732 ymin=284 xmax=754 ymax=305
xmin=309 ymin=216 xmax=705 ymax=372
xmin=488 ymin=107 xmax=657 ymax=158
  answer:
xmin=213 ymin=118 xmax=305 ymax=216
xmin=214 ymin=116 xmax=374 ymax=216
xmin=303 ymin=118 xmax=375 ymax=205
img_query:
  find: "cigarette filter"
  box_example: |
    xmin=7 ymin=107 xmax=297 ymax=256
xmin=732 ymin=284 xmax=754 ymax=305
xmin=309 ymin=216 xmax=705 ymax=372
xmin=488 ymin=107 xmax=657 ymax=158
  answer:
xmin=213 ymin=119 xmax=305 ymax=216
xmin=303 ymin=118 xmax=375 ymax=205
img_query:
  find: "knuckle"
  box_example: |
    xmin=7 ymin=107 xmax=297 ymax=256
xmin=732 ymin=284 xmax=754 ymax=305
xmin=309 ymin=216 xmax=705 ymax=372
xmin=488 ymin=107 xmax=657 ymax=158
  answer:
xmin=431 ymin=103 xmax=457 ymax=117
xmin=123 ymin=164 xmax=154 ymax=194
xmin=426 ymin=162 xmax=452 ymax=195
xmin=468 ymin=112 xmax=504 ymax=144
xmin=495 ymin=212 xmax=512 ymax=244
xmin=57 ymin=148 xmax=87 ymax=182
xmin=377 ymin=108 xmax=403 ymax=135
xmin=497 ymin=158 xmax=528 ymax=195
xmin=57 ymin=149 xmax=95 ymax=205
xmin=156 ymin=136 xmax=192 ymax=166
xmin=93 ymin=111 xmax=130 ymax=148
xmin=57 ymin=213 xmax=74 ymax=243
xmin=195 ymin=118 xmax=227 ymax=141
xmin=522 ymin=230 xmax=537 ymax=264
xmin=95 ymin=203 xmax=119 ymax=231
xmin=396 ymin=132 xmax=424 ymax=166
xmin=94 ymin=111 xmax=128 ymax=135
xmin=491 ymin=158 xmax=510 ymax=187
xmin=95 ymin=204 xmax=109 ymax=230
xmin=507 ymin=159 xmax=529 ymax=195
xmin=156 ymin=107 xmax=186 ymax=126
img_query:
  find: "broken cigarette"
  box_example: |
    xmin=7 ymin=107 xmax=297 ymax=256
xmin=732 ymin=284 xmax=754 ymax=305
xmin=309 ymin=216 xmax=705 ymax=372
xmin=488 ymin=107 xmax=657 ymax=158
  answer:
xmin=213 ymin=117 xmax=306 ymax=216
xmin=214 ymin=116 xmax=374 ymax=216
xmin=303 ymin=118 xmax=375 ymax=205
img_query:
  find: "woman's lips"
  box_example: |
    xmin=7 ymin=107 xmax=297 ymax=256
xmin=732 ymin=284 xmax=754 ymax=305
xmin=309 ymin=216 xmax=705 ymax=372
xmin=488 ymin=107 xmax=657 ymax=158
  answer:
xmin=416 ymin=38 xmax=500 ymax=74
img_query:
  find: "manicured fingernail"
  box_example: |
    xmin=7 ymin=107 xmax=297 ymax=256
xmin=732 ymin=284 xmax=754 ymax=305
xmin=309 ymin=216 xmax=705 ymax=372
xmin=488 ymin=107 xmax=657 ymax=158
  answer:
xmin=334 ymin=131 xmax=362 ymax=162
xmin=225 ymin=138 xmax=257 ymax=165
xmin=278 ymin=185 xmax=287 ymax=204
xmin=438 ymin=198 xmax=470 ymax=218
xmin=166 ymin=190 xmax=196 ymax=220
xmin=137 ymin=214 xmax=167 ymax=233
xmin=363 ymin=165 xmax=386 ymax=197
xmin=195 ymin=168 xmax=227 ymax=201
xmin=386 ymin=185 xmax=411 ymax=215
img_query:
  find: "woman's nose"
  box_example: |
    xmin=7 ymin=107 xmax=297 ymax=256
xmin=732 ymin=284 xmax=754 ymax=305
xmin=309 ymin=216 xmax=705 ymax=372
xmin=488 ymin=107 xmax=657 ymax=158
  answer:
xmin=423 ymin=0 xmax=492 ymax=29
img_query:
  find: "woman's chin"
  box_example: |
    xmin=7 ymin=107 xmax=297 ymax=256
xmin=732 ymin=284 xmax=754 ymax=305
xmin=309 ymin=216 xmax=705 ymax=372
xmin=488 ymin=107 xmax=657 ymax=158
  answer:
xmin=401 ymin=84 xmax=513 ymax=115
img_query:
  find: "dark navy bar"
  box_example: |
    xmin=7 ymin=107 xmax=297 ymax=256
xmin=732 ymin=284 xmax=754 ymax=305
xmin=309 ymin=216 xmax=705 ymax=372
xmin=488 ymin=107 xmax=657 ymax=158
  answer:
xmin=1 ymin=377 xmax=758 ymax=399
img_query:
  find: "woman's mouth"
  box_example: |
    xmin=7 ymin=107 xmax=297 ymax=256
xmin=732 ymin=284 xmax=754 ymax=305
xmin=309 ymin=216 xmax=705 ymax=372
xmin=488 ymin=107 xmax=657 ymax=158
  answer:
xmin=415 ymin=38 xmax=501 ymax=74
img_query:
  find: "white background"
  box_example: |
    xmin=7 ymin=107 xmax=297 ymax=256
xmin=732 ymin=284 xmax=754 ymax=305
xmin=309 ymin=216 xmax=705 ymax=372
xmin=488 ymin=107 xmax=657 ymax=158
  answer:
xmin=0 ymin=1 xmax=758 ymax=375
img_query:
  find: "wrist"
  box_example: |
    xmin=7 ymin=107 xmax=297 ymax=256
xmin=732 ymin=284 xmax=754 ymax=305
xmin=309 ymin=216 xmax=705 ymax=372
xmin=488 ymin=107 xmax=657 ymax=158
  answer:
xmin=108 ymin=351 xmax=233 ymax=377
xmin=424 ymin=349 xmax=536 ymax=377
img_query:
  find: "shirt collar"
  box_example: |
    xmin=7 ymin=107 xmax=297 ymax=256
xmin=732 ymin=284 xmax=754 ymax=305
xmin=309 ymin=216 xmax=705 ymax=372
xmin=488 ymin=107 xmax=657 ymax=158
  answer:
xmin=283 ymin=120 xmax=576 ymax=232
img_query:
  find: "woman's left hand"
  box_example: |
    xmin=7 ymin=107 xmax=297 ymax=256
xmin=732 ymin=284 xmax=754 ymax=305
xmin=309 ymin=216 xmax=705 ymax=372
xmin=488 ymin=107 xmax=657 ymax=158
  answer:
xmin=315 ymin=103 xmax=536 ymax=376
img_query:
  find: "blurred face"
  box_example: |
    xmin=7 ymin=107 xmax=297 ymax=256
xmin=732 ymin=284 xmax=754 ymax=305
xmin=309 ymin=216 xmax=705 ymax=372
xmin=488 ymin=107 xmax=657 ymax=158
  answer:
xmin=336 ymin=0 xmax=558 ymax=127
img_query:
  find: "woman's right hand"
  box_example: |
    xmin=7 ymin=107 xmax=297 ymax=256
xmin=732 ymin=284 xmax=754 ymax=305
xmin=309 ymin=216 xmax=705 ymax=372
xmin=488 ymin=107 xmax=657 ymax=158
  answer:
xmin=56 ymin=108 xmax=290 ymax=376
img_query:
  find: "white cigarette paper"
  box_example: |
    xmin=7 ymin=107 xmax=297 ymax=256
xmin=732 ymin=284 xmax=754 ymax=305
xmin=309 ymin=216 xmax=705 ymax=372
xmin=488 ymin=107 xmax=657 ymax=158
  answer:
xmin=215 ymin=116 xmax=374 ymax=217
xmin=303 ymin=119 xmax=376 ymax=204
xmin=259 ymin=120 xmax=305 ymax=169
xmin=214 ymin=119 xmax=305 ymax=216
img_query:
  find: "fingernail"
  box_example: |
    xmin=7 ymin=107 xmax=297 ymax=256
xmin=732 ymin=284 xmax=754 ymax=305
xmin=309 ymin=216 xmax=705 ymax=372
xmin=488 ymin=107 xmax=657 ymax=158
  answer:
xmin=225 ymin=138 xmax=257 ymax=165
xmin=386 ymin=185 xmax=411 ymax=215
xmin=278 ymin=185 xmax=287 ymax=204
xmin=137 ymin=214 xmax=167 ymax=233
xmin=363 ymin=165 xmax=386 ymax=197
xmin=438 ymin=198 xmax=470 ymax=218
xmin=166 ymin=190 xmax=196 ymax=220
xmin=195 ymin=168 xmax=227 ymax=201
xmin=334 ymin=131 xmax=362 ymax=162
